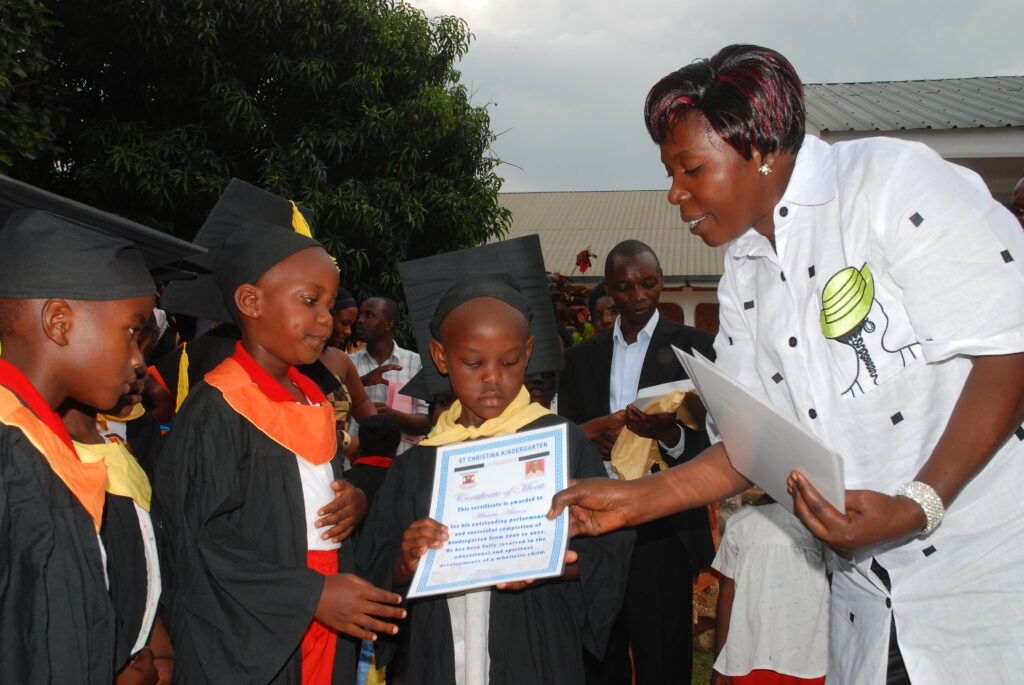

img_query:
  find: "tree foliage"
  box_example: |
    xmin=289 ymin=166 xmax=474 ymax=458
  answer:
xmin=0 ymin=0 xmax=61 ymax=169
xmin=8 ymin=0 xmax=510 ymax=307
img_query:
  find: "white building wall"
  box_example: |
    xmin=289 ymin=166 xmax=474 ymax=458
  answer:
xmin=661 ymin=278 xmax=719 ymax=329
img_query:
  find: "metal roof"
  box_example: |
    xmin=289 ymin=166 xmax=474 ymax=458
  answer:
xmin=804 ymin=76 xmax=1024 ymax=132
xmin=497 ymin=191 xmax=726 ymax=278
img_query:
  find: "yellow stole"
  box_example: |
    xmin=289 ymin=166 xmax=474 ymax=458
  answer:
xmin=420 ymin=386 xmax=551 ymax=447
xmin=76 ymin=438 xmax=153 ymax=512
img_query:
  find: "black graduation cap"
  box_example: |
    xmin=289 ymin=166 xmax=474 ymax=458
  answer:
xmin=397 ymin=234 xmax=563 ymax=400
xmin=0 ymin=175 xmax=205 ymax=300
xmin=159 ymin=178 xmax=322 ymax=323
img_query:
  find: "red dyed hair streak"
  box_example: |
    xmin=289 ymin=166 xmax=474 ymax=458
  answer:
xmin=644 ymin=44 xmax=805 ymax=159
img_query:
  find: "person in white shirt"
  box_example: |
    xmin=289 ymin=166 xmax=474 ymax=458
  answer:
xmin=550 ymin=44 xmax=1024 ymax=684
xmin=711 ymin=499 xmax=828 ymax=685
xmin=349 ymin=296 xmax=430 ymax=453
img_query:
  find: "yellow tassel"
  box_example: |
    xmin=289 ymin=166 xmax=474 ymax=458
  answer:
xmin=291 ymin=198 xmax=337 ymax=267
xmin=176 ymin=343 xmax=190 ymax=413
xmin=290 ymin=201 xmax=313 ymax=238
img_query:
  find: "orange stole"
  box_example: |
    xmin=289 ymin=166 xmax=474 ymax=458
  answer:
xmin=0 ymin=386 xmax=106 ymax=529
xmin=204 ymin=357 xmax=337 ymax=465
xmin=302 ymin=550 xmax=340 ymax=685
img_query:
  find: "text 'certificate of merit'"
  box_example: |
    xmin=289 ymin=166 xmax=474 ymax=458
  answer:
xmin=406 ymin=424 xmax=570 ymax=599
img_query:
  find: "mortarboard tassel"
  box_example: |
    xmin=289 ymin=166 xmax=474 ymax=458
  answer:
xmin=290 ymin=201 xmax=313 ymax=238
xmin=176 ymin=342 xmax=190 ymax=413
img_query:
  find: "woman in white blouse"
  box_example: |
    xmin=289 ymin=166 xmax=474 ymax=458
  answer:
xmin=550 ymin=44 xmax=1024 ymax=684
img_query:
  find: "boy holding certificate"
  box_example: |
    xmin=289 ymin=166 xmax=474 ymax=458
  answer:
xmin=357 ymin=238 xmax=634 ymax=685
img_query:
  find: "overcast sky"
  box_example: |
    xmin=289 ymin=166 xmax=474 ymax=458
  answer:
xmin=408 ymin=0 xmax=1024 ymax=193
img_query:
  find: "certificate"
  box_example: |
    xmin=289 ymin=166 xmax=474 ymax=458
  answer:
xmin=673 ymin=346 xmax=846 ymax=514
xmin=406 ymin=424 xmax=570 ymax=599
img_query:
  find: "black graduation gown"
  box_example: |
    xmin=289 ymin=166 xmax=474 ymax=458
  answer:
xmin=343 ymin=460 xmax=390 ymax=501
xmin=152 ymin=382 xmax=359 ymax=685
xmin=356 ymin=413 xmax=635 ymax=685
xmin=101 ymin=491 xmax=150 ymax=672
xmin=124 ymin=411 xmax=164 ymax=477
xmin=153 ymin=328 xmax=237 ymax=405
xmin=0 ymin=423 xmax=114 ymax=683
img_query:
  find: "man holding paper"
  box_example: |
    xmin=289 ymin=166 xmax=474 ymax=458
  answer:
xmin=348 ymin=296 xmax=430 ymax=451
xmin=550 ymin=45 xmax=1024 ymax=684
xmin=560 ymin=240 xmax=715 ymax=685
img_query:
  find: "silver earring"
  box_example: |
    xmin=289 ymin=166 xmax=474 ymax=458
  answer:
xmin=758 ymin=162 xmax=772 ymax=176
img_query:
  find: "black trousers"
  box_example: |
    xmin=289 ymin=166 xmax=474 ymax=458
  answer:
xmin=871 ymin=559 xmax=911 ymax=685
xmin=585 ymin=517 xmax=694 ymax=685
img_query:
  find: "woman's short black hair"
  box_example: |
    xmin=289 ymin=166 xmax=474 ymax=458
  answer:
xmin=644 ymin=44 xmax=805 ymax=159
xmin=330 ymin=287 xmax=357 ymax=314
xmin=587 ymin=283 xmax=608 ymax=312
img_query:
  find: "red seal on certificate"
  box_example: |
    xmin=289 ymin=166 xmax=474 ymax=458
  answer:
xmin=460 ymin=473 xmax=477 ymax=488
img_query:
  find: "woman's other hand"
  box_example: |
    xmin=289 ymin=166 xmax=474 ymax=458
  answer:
xmin=788 ymin=470 xmax=926 ymax=557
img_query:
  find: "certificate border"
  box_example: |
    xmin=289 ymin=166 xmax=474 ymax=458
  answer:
xmin=411 ymin=424 xmax=568 ymax=596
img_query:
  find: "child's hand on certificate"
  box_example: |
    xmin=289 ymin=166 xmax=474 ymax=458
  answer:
xmin=395 ymin=517 xmax=449 ymax=585
xmin=495 ymin=550 xmax=579 ymax=591
xmin=315 ymin=574 xmax=406 ymax=641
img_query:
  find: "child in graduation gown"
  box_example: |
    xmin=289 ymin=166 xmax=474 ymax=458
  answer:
xmin=61 ymin=362 xmax=175 ymax=684
xmin=0 ymin=176 xmax=203 ymax=683
xmin=154 ymin=185 xmax=404 ymax=685
xmin=357 ymin=268 xmax=634 ymax=685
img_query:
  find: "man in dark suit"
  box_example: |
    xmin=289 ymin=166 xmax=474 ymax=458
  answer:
xmin=560 ymin=239 xmax=715 ymax=685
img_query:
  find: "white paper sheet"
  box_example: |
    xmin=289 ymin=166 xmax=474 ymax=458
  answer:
xmin=407 ymin=424 xmax=570 ymax=598
xmin=673 ymin=346 xmax=846 ymax=514
xmin=634 ymin=379 xmax=696 ymax=407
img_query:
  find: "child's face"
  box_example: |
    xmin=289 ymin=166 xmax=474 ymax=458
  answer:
xmin=429 ymin=297 xmax=534 ymax=428
xmin=241 ymin=247 xmax=339 ymax=367
xmin=64 ymin=295 xmax=155 ymax=411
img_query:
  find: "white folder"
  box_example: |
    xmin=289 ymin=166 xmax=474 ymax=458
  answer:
xmin=673 ymin=346 xmax=845 ymax=514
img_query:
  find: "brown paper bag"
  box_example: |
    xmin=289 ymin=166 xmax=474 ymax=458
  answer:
xmin=610 ymin=390 xmax=706 ymax=481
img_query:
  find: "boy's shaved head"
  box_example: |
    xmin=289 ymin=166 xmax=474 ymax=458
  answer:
xmin=437 ymin=297 xmax=531 ymax=344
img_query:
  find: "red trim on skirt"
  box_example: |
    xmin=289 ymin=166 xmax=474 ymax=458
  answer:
xmin=303 ymin=550 xmax=339 ymax=685
xmin=732 ymin=670 xmax=825 ymax=685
